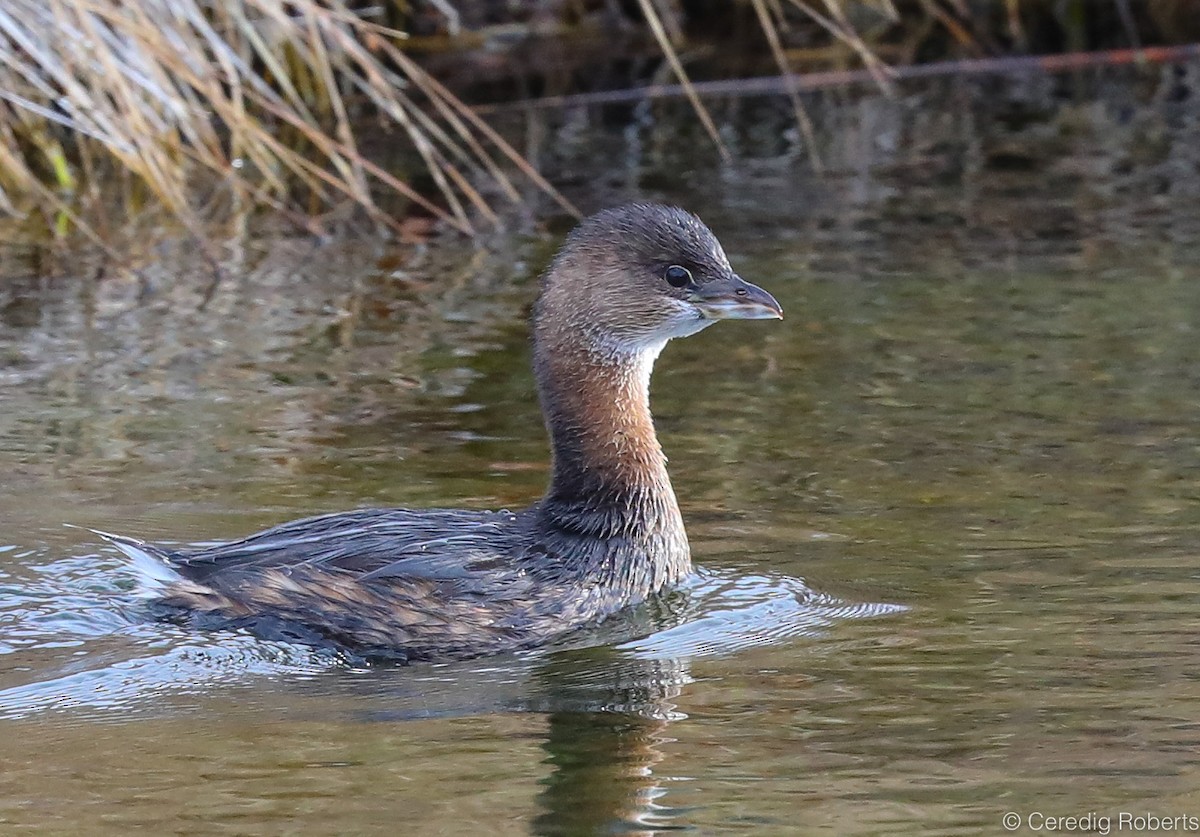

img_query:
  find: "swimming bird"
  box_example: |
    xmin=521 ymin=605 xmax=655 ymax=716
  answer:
xmin=101 ymin=203 xmax=783 ymax=661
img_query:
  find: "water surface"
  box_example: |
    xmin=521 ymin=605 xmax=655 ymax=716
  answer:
xmin=3 ymin=67 xmax=1200 ymax=834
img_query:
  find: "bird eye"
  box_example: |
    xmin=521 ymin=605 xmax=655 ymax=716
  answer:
xmin=664 ymin=265 xmax=692 ymax=288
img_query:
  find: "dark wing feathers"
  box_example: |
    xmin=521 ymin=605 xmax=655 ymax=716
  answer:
xmin=166 ymin=507 xmax=528 ymax=584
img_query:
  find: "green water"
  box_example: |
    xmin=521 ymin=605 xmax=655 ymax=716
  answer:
xmin=3 ymin=70 xmax=1200 ymax=834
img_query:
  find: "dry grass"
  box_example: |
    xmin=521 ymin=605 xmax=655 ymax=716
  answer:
xmin=629 ymin=0 xmax=892 ymax=169
xmin=0 ymin=0 xmax=576 ymax=243
xmin=628 ymin=0 xmax=1173 ymax=168
xmin=633 ymin=0 xmax=731 ymax=162
xmin=0 ymin=0 xmax=1179 ymax=246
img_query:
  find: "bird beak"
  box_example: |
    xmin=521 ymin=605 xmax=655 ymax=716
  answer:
xmin=690 ymin=275 xmax=783 ymax=320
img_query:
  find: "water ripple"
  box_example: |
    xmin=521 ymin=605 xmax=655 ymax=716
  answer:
xmin=0 ymin=542 xmax=901 ymax=720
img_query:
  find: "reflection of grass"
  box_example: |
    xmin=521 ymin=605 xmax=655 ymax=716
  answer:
xmin=0 ymin=0 xmax=575 ymax=243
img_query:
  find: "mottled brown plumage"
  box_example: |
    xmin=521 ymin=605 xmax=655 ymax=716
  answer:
xmin=102 ymin=204 xmax=782 ymax=661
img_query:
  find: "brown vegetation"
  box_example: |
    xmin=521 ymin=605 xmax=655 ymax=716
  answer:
xmin=0 ymin=0 xmax=1195 ymax=244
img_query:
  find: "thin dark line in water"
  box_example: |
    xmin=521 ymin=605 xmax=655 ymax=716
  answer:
xmin=969 ymin=541 xmax=1100 ymax=551
xmin=474 ymin=44 xmax=1200 ymax=114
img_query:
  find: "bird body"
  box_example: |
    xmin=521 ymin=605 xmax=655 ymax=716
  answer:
xmin=102 ymin=204 xmax=782 ymax=661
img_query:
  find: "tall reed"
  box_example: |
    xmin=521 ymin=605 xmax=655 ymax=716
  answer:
xmin=0 ymin=0 xmax=574 ymax=242
xmin=0 ymin=0 xmax=1184 ymax=244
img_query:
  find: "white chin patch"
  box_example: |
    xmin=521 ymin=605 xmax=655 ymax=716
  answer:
xmin=667 ymin=311 xmax=710 ymax=338
xmin=648 ymin=299 xmax=711 ymax=340
xmin=593 ymin=306 xmax=712 ymax=359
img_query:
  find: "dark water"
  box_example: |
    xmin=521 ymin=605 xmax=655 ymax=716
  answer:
xmin=3 ymin=67 xmax=1200 ymax=834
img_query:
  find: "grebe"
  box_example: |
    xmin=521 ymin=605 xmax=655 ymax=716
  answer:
xmin=102 ymin=204 xmax=782 ymax=661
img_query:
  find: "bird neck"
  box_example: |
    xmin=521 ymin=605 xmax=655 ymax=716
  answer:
xmin=532 ymin=322 xmax=690 ymax=583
